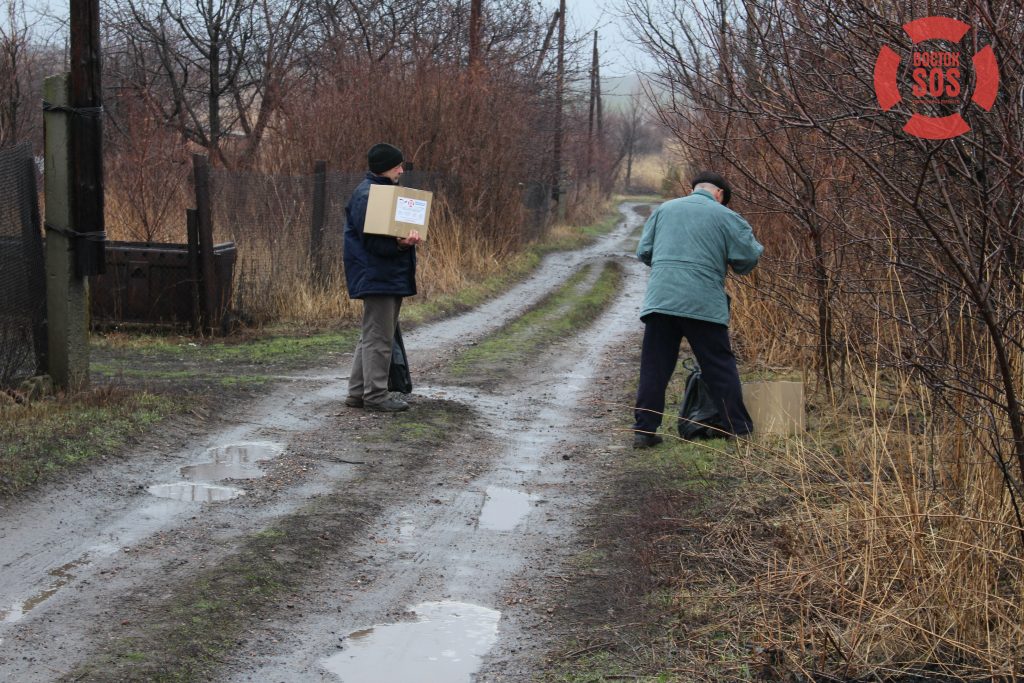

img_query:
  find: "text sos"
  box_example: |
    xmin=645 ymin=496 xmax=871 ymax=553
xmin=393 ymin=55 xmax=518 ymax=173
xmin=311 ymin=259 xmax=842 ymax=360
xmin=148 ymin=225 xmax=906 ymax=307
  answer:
xmin=912 ymin=51 xmax=961 ymax=98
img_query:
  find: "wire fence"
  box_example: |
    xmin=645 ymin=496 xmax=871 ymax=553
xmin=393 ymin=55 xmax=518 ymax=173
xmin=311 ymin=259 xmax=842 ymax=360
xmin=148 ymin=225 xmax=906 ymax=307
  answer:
xmin=0 ymin=142 xmax=46 ymax=388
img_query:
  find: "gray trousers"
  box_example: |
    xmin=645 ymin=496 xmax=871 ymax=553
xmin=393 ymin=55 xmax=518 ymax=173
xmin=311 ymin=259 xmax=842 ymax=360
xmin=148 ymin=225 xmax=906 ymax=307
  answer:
xmin=348 ymin=295 xmax=402 ymax=403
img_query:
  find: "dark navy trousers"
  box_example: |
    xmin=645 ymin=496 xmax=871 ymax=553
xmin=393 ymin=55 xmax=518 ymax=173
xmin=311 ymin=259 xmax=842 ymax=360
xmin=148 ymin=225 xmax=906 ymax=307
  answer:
xmin=633 ymin=313 xmax=754 ymax=436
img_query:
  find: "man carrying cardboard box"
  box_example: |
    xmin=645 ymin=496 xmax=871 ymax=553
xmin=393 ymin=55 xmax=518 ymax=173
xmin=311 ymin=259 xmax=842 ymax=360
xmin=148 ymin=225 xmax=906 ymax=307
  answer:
xmin=343 ymin=143 xmax=422 ymax=412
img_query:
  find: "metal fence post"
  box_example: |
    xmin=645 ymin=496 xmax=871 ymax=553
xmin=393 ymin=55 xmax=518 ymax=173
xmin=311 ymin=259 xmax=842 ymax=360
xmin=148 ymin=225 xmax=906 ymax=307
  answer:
xmin=22 ymin=156 xmax=47 ymax=374
xmin=310 ymin=159 xmax=327 ymax=285
xmin=186 ymin=208 xmax=202 ymax=334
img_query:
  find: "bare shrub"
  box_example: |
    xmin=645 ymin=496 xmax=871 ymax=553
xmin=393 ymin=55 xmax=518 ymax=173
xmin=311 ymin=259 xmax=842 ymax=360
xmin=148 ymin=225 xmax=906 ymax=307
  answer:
xmin=273 ymin=58 xmax=554 ymax=252
xmin=104 ymin=99 xmax=192 ymax=243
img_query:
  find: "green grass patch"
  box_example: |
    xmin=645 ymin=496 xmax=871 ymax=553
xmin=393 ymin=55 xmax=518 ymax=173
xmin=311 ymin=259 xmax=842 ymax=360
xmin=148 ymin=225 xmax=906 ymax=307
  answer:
xmin=450 ymin=261 xmax=623 ymax=383
xmin=363 ymin=400 xmax=463 ymax=445
xmin=203 ymin=330 xmax=359 ymax=365
xmin=0 ymin=390 xmax=183 ymax=496
xmin=91 ymin=364 xmax=271 ymax=390
xmin=218 ymin=375 xmax=271 ymax=388
xmin=91 ymin=364 xmax=202 ymax=382
xmin=93 ymin=329 xmax=359 ymax=369
xmin=639 ymin=431 xmax=722 ymax=493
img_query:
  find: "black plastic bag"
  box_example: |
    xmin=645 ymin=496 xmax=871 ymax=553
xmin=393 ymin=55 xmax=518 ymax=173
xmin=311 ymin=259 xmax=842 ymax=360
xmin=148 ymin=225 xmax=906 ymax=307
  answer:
xmin=676 ymin=360 xmax=725 ymax=439
xmin=387 ymin=323 xmax=412 ymax=394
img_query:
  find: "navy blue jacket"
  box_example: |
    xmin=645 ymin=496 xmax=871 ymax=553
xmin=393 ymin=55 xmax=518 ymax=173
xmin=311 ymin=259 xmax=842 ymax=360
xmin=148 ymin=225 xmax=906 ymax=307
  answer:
xmin=343 ymin=173 xmax=417 ymax=299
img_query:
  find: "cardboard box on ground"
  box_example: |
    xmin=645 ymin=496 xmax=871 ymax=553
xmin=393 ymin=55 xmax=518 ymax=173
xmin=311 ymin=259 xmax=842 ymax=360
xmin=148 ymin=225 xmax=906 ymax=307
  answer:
xmin=742 ymin=380 xmax=805 ymax=435
xmin=364 ymin=185 xmax=433 ymax=241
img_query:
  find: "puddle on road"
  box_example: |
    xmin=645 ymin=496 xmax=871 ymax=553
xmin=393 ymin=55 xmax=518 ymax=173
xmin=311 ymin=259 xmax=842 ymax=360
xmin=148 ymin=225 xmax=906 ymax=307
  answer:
xmin=478 ymin=486 xmax=536 ymax=531
xmin=322 ymin=601 xmax=500 ymax=683
xmin=147 ymin=482 xmax=244 ymax=502
xmin=397 ymin=516 xmax=417 ymax=539
xmin=0 ymin=556 xmax=90 ymax=624
xmin=147 ymin=442 xmax=281 ymax=503
xmin=180 ymin=442 xmax=283 ymax=481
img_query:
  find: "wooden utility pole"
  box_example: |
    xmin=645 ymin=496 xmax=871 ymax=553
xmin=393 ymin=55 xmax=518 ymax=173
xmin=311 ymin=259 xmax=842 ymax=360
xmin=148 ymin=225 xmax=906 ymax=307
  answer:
xmin=553 ymin=0 xmax=565 ymax=220
xmin=310 ymin=159 xmax=328 ymax=284
xmin=533 ymin=9 xmax=561 ymax=78
xmin=186 ymin=208 xmax=202 ymax=334
xmin=595 ymin=41 xmax=603 ymax=147
xmin=192 ymin=154 xmax=218 ymax=336
xmin=587 ymin=31 xmax=598 ymax=186
xmin=469 ymin=0 xmax=482 ymax=68
xmin=68 ymin=0 xmax=105 ymax=277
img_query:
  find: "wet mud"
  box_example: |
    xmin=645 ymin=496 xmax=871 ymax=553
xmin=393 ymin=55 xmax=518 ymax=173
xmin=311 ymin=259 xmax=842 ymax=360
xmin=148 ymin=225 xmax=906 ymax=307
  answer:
xmin=0 ymin=557 xmax=91 ymax=627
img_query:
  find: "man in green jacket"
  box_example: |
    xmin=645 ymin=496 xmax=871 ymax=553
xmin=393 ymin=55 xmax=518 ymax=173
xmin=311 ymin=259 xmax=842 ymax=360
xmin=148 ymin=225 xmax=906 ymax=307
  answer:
xmin=632 ymin=171 xmax=764 ymax=448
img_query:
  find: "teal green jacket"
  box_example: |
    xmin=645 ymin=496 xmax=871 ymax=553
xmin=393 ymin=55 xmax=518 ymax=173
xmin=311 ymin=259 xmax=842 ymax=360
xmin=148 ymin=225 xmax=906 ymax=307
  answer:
xmin=636 ymin=189 xmax=763 ymax=326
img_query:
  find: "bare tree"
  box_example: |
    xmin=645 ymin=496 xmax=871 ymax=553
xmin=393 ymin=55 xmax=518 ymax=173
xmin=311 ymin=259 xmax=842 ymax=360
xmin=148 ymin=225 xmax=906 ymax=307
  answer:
xmin=615 ymin=88 xmax=659 ymax=192
xmin=104 ymin=0 xmax=311 ymax=167
xmin=0 ymin=0 xmax=49 ymax=148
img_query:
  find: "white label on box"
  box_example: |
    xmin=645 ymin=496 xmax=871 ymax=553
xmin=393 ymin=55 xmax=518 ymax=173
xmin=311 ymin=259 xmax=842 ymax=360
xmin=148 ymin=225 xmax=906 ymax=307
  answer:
xmin=394 ymin=197 xmax=428 ymax=225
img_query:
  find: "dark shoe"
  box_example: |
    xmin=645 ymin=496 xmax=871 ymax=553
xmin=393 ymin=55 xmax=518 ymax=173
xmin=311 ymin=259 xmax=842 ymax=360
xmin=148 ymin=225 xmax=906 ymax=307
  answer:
xmin=364 ymin=397 xmax=409 ymax=412
xmin=632 ymin=432 xmax=664 ymax=449
xmin=344 ymin=396 xmax=364 ymax=408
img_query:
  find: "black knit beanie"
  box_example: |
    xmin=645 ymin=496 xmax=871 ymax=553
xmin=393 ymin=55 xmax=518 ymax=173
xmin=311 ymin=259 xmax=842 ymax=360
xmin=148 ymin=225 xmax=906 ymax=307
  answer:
xmin=691 ymin=171 xmax=732 ymax=206
xmin=368 ymin=143 xmax=404 ymax=174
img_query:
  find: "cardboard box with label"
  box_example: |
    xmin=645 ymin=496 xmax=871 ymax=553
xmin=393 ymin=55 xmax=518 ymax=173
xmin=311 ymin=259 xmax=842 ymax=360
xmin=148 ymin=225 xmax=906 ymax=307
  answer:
xmin=741 ymin=380 xmax=805 ymax=435
xmin=364 ymin=185 xmax=433 ymax=241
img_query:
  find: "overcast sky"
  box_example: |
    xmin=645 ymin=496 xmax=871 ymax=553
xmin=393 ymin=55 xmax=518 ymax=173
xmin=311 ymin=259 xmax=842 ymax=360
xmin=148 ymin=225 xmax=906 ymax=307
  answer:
xmin=545 ymin=0 xmax=655 ymax=77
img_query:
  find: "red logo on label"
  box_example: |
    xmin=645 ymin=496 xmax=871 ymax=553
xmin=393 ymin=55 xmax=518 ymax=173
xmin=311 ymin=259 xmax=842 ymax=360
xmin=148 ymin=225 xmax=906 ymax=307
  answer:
xmin=873 ymin=16 xmax=999 ymax=140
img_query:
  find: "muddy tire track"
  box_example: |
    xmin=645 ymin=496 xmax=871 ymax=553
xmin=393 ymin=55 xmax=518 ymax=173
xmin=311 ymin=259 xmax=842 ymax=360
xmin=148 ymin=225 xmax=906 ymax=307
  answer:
xmin=0 ymin=203 xmax=651 ymax=682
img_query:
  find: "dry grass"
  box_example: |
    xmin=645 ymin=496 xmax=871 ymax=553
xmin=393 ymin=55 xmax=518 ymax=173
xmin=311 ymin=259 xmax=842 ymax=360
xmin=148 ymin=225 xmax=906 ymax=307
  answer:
xmin=720 ymin=379 xmax=1024 ymax=679
xmin=728 ymin=268 xmax=819 ymax=375
xmin=692 ymin=248 xmax=1024 ymax=678
xmin=102 ymin=176 xmax=526 ymax=327
xmin=224 ymin=209 xmax=514 ymax=326
xmin=626 ymin=153 xmax=670 ymax=196
xmin=414 ymin=202 xmax=509 ymax=302
xmin=213 ymin=188 xmax=616 ymax=326
xmin=605 ymin=377 xmax=1024 ymax=680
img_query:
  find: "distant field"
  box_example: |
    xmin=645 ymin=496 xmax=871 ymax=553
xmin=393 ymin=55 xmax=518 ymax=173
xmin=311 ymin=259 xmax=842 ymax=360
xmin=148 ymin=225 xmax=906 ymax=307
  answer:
xmin=623 ymin=153 xmax=666 ymax=195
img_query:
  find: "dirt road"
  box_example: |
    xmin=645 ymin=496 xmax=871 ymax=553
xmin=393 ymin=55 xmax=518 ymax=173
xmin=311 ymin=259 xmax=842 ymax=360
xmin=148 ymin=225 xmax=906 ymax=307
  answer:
xmin=0 ymin=202 xmax=651 ymax=682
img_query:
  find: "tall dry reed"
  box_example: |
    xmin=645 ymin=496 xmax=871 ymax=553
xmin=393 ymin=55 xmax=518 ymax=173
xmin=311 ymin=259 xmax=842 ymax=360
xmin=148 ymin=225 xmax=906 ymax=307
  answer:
xmin=720 ymin=230 xmax=1024 ymax=678
xmin=731 ymin=372 xmax=1024 ymax=679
